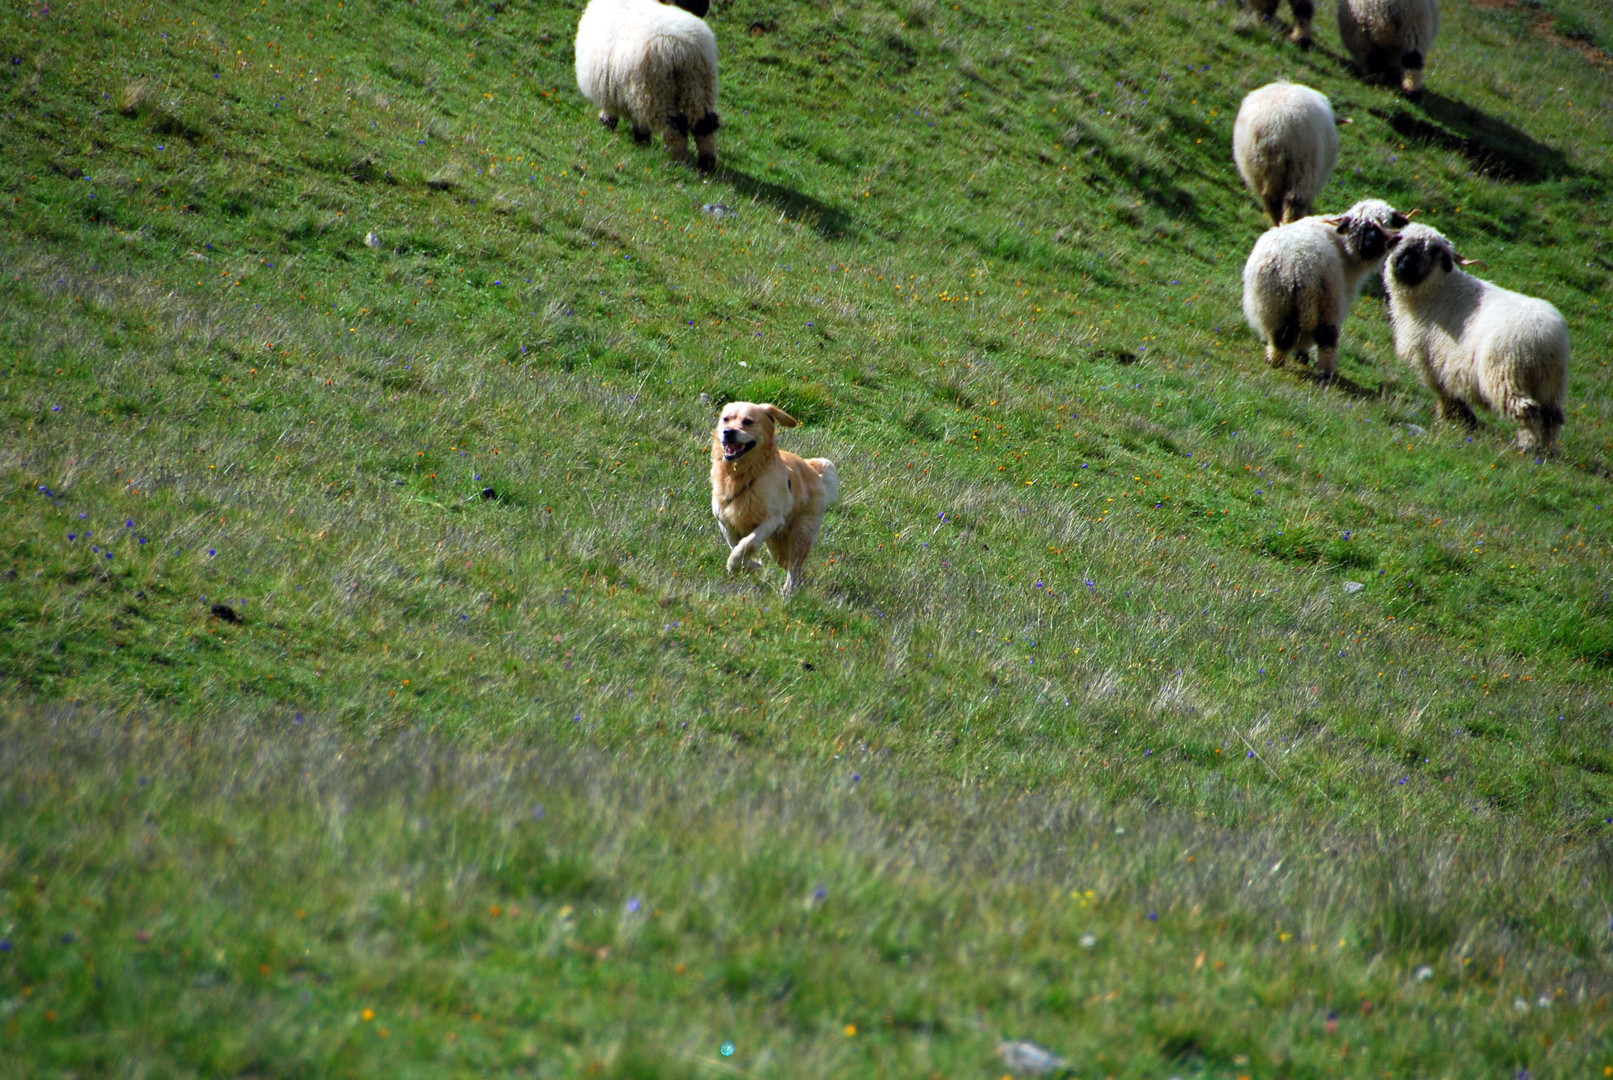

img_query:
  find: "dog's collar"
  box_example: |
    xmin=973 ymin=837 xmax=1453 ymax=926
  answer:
xmin=720 ymin=475 xmax=756 ymax=507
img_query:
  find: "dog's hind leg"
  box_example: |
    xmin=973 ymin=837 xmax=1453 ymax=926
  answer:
xmin=771 ymin=515 xmax=824 ymax=594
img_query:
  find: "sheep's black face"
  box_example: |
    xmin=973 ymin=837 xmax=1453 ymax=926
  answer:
xmin=665 ymin=0 xmax=710 ymax=16
xmin=1355 ymin=221 xmax=1390 ymax=262
xmin=1337 ymin=217 xmax=1398 ymax=263
xmin=1389 ymin=237 xmax=1448 ymax=287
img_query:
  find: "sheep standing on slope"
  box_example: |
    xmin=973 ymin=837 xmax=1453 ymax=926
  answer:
xmin=1384 ymin=224 xmax=1569 ymax=453
xmin=1242 ymin=199 xmax=1408 ymax=380
xmin=1246 ymin=0 xmax=1317 ymax=48
xmin=1338 ymin=0 xmax=1440 ymax=99
xmin=1233 ymin=83 xmax=1342 ymax=226
xmin=575 ymin=0 xmax=720 ymax=172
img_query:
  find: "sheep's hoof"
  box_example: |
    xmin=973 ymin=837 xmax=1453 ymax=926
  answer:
xmin=599 ymin=113 xmax=619 ymax=131
xmin=697 ymin=152 xmax=717 ymax=174
xmin=631 ymin=126 xmax=652 ymax=145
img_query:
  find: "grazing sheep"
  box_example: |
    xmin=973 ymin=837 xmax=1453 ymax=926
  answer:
xmin=1338 ymin=0 xmax=1440 ymax=99
xmin=1233 ymin=82 xmax=1342 ymax=226
xmin=1246 ymin=0 xmax=1317 ymax=48
xmin=1242 ymin=199 xmax=1409 ymax=379
xmin=575 ymin=0 xmax=720 ymax=172
xmin=1383 ymin=223 xmax=1569 ymax=453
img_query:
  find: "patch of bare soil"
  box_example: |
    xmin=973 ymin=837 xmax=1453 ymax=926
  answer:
xmin=1472 ymin=0 xmax=1613 ymax=69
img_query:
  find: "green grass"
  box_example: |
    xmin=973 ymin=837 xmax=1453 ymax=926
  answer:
xmin=2 ymin=0 xmax=1612 ymax=1076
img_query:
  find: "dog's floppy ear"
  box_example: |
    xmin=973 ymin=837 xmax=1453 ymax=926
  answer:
xmin=767 ymin=404 xmax=799 ymax=428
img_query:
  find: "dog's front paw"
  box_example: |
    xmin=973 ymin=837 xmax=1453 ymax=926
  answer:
xmin=726 ymin=548 xmax=748 ymax=574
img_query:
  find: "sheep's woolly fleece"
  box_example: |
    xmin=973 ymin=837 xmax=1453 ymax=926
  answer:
xmin=575 ymin=0 xmax=720 ymax=170
xmin=1233 ymin=82 xmax=1339 ymax=226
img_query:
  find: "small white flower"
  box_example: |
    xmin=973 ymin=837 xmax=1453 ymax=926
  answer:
xmin=1415 ymin=965 xmax=1433 ymax=982
xmin=1079 ymin=933 xmax=1097 ymax=948
xmin=1512 ymin=998 xmax=1529 ymax=1012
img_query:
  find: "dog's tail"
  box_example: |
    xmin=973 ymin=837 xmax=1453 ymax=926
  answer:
xmin=809 ymin=458 xmax=840 ymax=507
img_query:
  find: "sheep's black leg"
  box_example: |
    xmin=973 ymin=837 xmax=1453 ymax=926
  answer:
xmin=1264 ymin=193 xmax=1286 ymax=226
xmin=631 ymin=125 xmax=652 ymax=145
xmin=1272 ymin=315 xmax=1300 ymax=354
xmin=692 ymin=111 xmax=719 ymax=173
xmin=1541 ymin=403 xmax=1565 ymax=455
xmin=1313 ymin=322 xmax=1340 ymax=380
xmin=1437 ymin=397 xmax=1478 ymax=428
xmin=662 ymin=111 xmax=691 ymax=163
xmin=1288 ymin=0 xmax=1314 ymax=47
xmin=1400 ymin=50 xmax=1426 ymax=100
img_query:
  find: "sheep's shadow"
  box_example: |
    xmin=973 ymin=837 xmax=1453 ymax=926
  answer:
xmin=1368 ymin=93 xmax=1575 ymax=184
xmin=1565 ymin=455 xmax=1613 ymax=483
xmin=720 ymin=169 xmax=857 ymax=240
xmin=1315 ymin=371 xmax=1383 ymax=401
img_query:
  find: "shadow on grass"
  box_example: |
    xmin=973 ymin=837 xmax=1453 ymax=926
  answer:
xmin=1369 ymin=93 xmax=1576 ymax=184
xmin=1317 ymin=372 xmax=1384 ymax=401
xmin=720 ymin=169 xmax=857 ymax=240
xmin=1565 ymin=454 xmax=1613 ymax=483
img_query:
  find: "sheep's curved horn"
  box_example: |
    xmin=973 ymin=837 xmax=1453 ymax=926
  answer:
xmin=1318 ymin=215 xmax=1345 ymax=226
xmin=1457 ymin=255 xmax=1486 ymax=268
xmin=1403 ymin=208 xmax=1420 ymax=220
xmin=1335 ymin=115 xmax=1354 ymax=126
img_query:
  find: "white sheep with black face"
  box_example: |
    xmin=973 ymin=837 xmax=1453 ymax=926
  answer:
xmin=1242 ymin=198 xmax=1409 ymax=380
xmin=1384 ymin=223 xmax=1569 ymax=454
xmin=1338 ymin=0 xmax=1440 ymax=99
xmin=575 ymin=0 xmax=720 ymax=172
xmin=1233 ymin=82 xmax=1343 ymax=226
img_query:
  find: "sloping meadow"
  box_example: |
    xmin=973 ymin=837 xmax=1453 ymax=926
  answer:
xmin=1 ymin=0 xmax=1611 ymax=1075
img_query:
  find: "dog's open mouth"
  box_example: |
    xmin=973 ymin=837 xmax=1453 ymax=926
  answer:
xmin=721 ymin=441 xmax=754 ymax=461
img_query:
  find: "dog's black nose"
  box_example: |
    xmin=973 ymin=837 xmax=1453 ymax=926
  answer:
xmin=720 ymin=429 xmax=738 ymax=443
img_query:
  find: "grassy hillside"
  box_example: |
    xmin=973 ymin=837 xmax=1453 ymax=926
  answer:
xmin=2 ymin=0 xmax=1611 ymax=1076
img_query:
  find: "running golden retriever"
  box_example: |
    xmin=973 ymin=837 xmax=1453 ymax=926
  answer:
xmin=710 ymin=401 xmax=840 ymax=593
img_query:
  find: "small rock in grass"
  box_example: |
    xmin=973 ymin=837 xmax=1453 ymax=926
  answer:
xmin=364 ymin=230 xmax=382 ymax=249
xmin=210 ymin=603 xmax=242 ymax=624
xmin=481 ymin=487 xmax=498 ymax=500
xmin=701 ymin=202 xmax=735 ymax=219
xmin=997 ymin=1039 xmax=1070 ymax=1076
xmin=1405 ymin=423 xmax=1428 ymax=436
xmin=1343 ymin=581 xmax=1365 ymax=595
